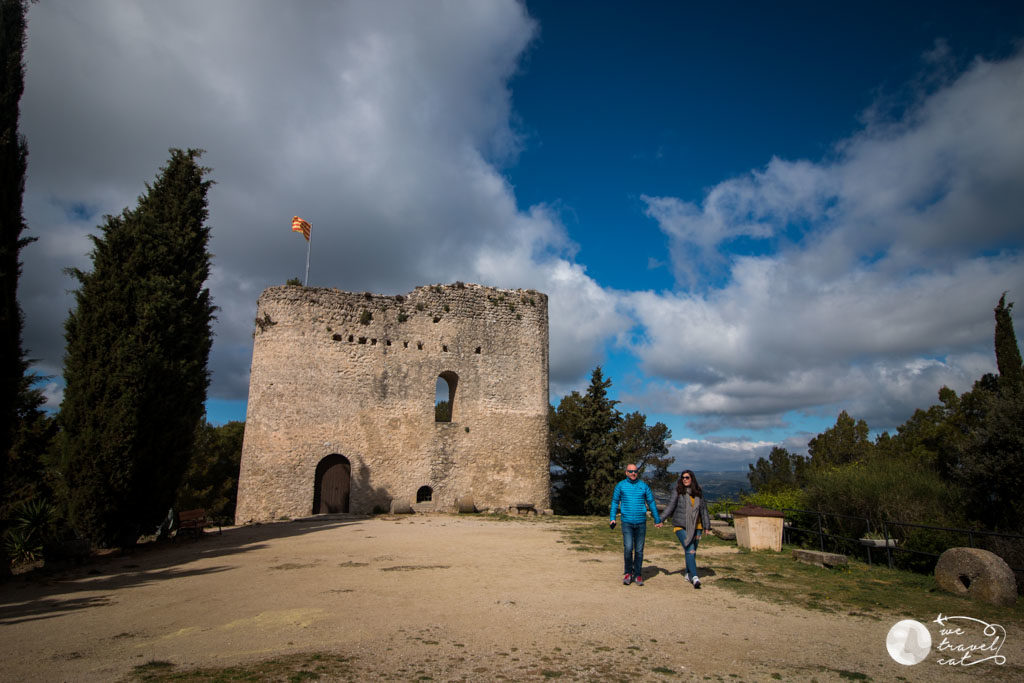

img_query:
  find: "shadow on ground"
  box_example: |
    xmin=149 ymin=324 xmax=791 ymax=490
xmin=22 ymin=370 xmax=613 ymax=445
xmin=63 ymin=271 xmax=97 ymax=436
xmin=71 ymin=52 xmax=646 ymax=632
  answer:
xmin=0 ymin=515 xmax=368 ymax=624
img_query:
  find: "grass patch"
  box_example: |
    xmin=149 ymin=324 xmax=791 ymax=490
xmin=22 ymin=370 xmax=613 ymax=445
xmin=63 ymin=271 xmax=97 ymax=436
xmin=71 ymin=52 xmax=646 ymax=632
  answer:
xmin=128 ymin=652 xmax=352 ymax=682
xmin=711 ymin=543 xmax=1024 ymax=624
xmin=559 ymin=516 xmax=1024 ymax=626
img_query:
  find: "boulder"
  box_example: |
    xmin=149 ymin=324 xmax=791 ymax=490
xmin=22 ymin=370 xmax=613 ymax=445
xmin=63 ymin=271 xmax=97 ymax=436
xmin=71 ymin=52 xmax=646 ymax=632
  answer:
xmin=456 ymin=496 xmax=476 ymax=514
xmin=935 ymin=547 xmax=1017 ymax=607
xmin=792 ymin=549 xmax=848 ymax=568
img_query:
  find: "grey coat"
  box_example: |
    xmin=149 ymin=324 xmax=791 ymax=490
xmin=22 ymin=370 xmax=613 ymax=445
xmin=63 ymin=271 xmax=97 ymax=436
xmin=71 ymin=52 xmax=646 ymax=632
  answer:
xmin=660 ymin=488 xmax=711 ymax=547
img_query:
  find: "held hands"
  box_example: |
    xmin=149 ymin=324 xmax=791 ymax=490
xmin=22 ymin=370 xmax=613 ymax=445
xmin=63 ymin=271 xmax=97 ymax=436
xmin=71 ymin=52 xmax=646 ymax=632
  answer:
xmin=609 ymin=520 xmax=616 ymax=529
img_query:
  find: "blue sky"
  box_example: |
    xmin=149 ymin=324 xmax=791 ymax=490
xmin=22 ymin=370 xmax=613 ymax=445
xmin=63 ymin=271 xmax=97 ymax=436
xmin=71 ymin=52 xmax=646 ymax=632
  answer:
xmin=18 ymin=1 xmax=1024 ymax=471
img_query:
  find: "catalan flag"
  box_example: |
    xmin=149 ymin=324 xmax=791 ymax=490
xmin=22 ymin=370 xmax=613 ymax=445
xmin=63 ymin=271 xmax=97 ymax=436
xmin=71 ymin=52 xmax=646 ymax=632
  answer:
xmin=291 ymin=215 xmax=311 ymax=241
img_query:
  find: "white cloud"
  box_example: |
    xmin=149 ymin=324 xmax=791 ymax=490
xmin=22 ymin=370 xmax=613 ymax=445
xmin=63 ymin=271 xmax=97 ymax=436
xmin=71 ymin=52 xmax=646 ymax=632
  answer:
xmin=20 ymin=0 xmax=625 ymax=400
xmin=18 ymin=2 xmax=1024 ymax=450
xmin=633 ymin=49 xmax=1024 ymax=433
xmin=668 ymin=436 xmax=775 ymax=472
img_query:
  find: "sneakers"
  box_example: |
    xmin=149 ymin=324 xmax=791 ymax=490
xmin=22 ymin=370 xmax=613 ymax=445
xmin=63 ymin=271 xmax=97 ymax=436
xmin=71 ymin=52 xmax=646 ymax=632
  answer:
xmin=622 ymin=573 xmax=632 ymax=585
xmin=692 ymin=576 xmax=701 ymax=589
xmin=684 ymin=573 xmax=690 ymax=583
xmin=635 ymin=574 xmax=644 ymax=586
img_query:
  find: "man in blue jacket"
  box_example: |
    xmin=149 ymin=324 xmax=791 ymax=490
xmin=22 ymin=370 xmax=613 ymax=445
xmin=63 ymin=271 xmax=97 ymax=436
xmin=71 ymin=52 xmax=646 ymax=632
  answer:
xmin=610 ymin=463 xmax=662 ymax=586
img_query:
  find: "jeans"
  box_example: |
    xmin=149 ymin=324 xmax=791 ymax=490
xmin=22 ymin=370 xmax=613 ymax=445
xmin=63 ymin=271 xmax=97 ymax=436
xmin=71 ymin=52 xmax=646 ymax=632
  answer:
xmin=675 ymin=529 xmax=702 ymax=578
xmin=621 ymin=521 xmax=647 ymax=576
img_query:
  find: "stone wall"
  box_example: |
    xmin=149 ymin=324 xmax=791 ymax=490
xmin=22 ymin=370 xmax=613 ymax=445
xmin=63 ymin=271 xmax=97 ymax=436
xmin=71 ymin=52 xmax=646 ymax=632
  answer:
xmin=235 ymin=282 xmax=550 ymax=522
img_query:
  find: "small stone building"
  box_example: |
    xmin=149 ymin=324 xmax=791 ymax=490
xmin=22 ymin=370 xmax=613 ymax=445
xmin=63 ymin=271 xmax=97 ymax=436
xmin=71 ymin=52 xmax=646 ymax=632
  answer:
xmin=234 ymin=282 xmax=550 ymax=523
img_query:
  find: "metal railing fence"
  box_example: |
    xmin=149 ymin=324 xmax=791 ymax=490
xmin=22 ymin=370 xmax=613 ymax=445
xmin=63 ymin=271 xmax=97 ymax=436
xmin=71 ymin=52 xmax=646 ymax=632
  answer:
xmin=704 ymin=500 xmax=1023 ymax=583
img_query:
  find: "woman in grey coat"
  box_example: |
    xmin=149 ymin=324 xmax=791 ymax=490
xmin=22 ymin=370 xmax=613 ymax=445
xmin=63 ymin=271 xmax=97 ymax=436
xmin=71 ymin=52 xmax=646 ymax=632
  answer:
xmin=660 ymin=470 xmax=711 ymax=588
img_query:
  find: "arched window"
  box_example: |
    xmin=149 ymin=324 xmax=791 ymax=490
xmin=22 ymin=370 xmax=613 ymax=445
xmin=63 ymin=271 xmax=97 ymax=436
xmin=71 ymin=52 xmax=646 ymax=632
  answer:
xmin=416 ymin=485 xmax=433 ymax=503
xmin=434 ymin=371 xmax=458 ymax=422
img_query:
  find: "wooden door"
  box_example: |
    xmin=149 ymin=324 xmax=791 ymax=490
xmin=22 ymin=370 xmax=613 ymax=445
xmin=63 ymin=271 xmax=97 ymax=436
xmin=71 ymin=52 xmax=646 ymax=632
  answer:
xmin=315 ymin=455 xmax=350 ymax=513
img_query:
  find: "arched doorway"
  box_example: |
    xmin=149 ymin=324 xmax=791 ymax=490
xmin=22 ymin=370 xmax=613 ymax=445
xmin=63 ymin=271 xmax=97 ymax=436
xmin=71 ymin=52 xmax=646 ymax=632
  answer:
xmin=416 ymin=485 xmax=433 ymax=503
xmin=313 ymin=454 xmax=351 ymax=514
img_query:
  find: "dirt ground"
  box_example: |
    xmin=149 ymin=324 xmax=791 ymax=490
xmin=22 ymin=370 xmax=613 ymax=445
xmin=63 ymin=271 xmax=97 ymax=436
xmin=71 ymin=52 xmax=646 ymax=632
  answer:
xmin=0 ymin=514 xmax=1019 ymax=682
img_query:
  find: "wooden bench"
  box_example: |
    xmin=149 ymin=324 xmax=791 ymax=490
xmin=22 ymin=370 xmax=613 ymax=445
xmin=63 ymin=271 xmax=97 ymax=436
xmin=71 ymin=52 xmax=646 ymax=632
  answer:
xmin=176 ymin=508 xmax=220 ymax=540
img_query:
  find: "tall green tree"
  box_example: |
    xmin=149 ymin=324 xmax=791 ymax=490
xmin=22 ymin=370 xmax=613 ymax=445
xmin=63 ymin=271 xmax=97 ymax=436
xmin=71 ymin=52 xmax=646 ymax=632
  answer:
xmin=806 ymin=410 xmax=873 ymax=468
xmin=938 ymin=295 xmax=1024 ymax=531
xmin=58 ymin=149 xmax=214 ymax=547
xmin=1 ymin=0 xmax=32 ymax=576
xmin=747 ymin=445 xmax=807 ymax=492
xmin=549 ymin=392 xmax=588 ymax=514
xmin=618 ymin=411 xmax=674 ymax=492
xmin=551 ymin=368 xmax=623 ymax=515
xmin=550 ymin=367 xmax=671 ymax=515
xmin=994 ymin=293 xmax=1023 ymax=389
xmin=579 ymin=367 xmax=622 ymax=514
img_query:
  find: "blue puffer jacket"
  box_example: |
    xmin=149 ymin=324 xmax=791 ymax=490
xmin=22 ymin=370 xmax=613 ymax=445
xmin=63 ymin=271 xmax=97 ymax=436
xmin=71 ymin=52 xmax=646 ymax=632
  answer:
xmin=610 ymin=478 xmax=661 ymax=525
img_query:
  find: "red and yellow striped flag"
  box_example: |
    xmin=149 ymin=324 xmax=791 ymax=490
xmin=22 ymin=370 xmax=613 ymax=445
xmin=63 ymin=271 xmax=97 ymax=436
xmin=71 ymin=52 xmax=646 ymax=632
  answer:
xmin=291 ymin=215 xmax=311 ymax=241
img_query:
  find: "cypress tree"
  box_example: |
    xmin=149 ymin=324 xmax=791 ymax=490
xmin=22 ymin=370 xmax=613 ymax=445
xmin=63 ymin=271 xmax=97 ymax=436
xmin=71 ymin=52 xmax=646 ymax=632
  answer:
xmin=1 ymin=0 xmax=32 ymax=577
xmin=994 ymin=293 xmax=1023 ymax=389
xmin=1 ymin=0 xmax=30 ymax=517
xmin=59 ymin=149 xmax=214 ymax=547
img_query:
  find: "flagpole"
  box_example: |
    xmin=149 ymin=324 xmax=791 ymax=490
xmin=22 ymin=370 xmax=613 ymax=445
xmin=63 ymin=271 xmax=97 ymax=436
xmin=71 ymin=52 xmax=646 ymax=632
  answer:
xmin=304 ymin=225 xmax=311 ymax=286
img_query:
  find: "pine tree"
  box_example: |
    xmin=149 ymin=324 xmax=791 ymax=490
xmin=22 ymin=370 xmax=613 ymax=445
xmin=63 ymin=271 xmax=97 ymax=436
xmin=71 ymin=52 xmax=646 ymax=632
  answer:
xmin=807 ymin=410 xmax=873 ymax=468
xmin=617 ymin=411 xmax=674 ymax=492
xmin=59 ymin=149 xmax=214 ymax=547
xmin=550 ymin=367 xmax=671 ymax=515
xmin=994 ymin=293 xmax=1023 ymax=389
xmin=580 ymin=367 xmax=622 ymax=515
xmin=1 ymin=0 xmax=32 ymax=575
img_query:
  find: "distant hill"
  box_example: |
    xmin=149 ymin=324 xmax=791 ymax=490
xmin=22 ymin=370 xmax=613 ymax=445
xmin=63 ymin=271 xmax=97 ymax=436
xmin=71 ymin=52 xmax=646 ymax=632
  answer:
xmin=651 ymin=471 xmax=749 ymax=506
xmin=696 ymin=471 xmax=750 ymax=502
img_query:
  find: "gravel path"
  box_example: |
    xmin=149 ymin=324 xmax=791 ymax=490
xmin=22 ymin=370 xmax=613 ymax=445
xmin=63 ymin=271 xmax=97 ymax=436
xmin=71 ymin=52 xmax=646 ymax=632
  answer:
xmin=0 ymin=515 xmax=1018 ymax=681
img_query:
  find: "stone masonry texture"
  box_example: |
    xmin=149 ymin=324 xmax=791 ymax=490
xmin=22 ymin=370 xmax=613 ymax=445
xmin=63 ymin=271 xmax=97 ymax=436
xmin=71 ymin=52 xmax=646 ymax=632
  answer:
xmin=235 ymin=283 xmax=550 ymax=523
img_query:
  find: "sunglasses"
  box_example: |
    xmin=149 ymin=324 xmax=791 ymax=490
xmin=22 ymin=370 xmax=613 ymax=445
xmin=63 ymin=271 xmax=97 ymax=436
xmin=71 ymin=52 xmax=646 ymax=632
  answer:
xmin=626 ymin=469 xmax=638 ymax=474
xmin=681 ymin=475 xmax=692 ymax=480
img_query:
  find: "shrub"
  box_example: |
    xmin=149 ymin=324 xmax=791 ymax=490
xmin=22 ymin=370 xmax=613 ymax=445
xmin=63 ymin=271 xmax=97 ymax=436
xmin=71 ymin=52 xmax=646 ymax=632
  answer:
xmin=740 ymin=487 xmax=806 ymax=512
xmin=3 ymin=499 xmax=58 ymax=565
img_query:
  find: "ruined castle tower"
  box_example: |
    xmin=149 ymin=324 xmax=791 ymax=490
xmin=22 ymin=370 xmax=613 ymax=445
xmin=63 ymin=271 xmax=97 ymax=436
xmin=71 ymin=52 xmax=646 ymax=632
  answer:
xmin=234 ymin=283 xmax=550 ymax=522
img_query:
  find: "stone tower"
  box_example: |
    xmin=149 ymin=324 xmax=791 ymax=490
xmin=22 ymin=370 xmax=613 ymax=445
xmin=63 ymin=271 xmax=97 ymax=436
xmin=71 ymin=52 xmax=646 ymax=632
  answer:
xmin=234 ymin=282 xmax=550 ymax=522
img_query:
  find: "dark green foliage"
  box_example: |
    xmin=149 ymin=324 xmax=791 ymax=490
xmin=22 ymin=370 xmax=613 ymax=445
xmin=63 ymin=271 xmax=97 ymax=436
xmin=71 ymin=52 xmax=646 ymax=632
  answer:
xmin=550 ymin=367 xmax=672 ymax=514
xmin=994 ymin=293 xmax=1023 ymax=389
xmin=434 ymin=399 xmax=451 ymax=422
xmin=807 ymin=410 xmax=873 ymax=467
xmin=285 ymin=277 xmax=302 ymax=286
xmin=177 ymin=421 xmax=244 ymax=522
xmin=747 ymin=446 xmax=808 ymax=492
xmin=580 ymin=368 xmax=621 ymax=514
xmin=945 ymin=379 xmax=1024 ymax=532
xmin=2 ymin=497 xmax=56 ymax=564
xmin=58 ymin=149 xmax=214 ymax=547
xmin=1 ymin=0 xmax=33 ymax=576
xmin=795 ymin=294 xmax=1024 ymax=552
xmin=2 ymin=374 xmax=57 ymax=516
xmin=618 ymin=411 xmax=673 ymax=475
xmin=801 ymin=457 xmax=956 ymax=528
